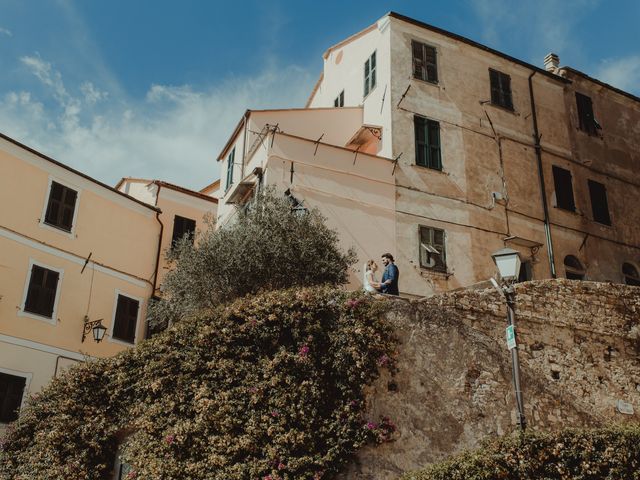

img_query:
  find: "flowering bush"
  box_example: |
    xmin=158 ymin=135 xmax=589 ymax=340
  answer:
xmin=0 ymin=286 xmax=396 ymax=479
xmin=402 ymin=425 xmax=640 ymax=480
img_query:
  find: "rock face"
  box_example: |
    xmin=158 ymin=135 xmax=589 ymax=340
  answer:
xmin=341 ymin=279 xmax=640 ymax=479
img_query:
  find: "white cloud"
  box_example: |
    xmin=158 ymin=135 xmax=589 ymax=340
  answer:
xmin=0 ymin=27 xmax=12 ymax=37
xmin=0 ymin=55 xmax=315 ymax=190
xmin=595 ymin=56 xmax=640 ymax=94
xmin=80 ymin=82 xmax=108 ymax=105
xmin=20 ymin=54 xmax=69 ymax=104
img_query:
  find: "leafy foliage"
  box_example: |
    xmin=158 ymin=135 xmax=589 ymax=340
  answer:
xmin=402 ymin=425 xmax=640 ymax=480
xmin=149 ymin=188 xmax=357 ymax=328
xmin=0 ymin=287 xmax=396 ymax=479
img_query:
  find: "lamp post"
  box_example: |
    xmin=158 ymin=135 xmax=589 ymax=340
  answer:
xmin=82 ymin=316 xmax=107 ymax=343
xmin=491 ymin=248 xmax=526 ymax=431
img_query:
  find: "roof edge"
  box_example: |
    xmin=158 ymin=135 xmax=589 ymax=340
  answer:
xmin=0 ymin=132 xmax=160 ymax=213
xmin=388 ymin=11 xmax=571 ymax=85
xmin=216 ymin=110 xmax=250 ymax=161
xmin=560 ymin=67 xmax=640 ymax=105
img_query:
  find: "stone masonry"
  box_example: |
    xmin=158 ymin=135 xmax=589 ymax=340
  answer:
xmin=341 ymin=279 xmax=640 ymax=479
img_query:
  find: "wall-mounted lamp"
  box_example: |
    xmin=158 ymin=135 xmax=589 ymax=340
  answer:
xmin=491 ymin=248 xmax=526 ymax=431
xmin=82 ymin=316 xmax=107 ymax=343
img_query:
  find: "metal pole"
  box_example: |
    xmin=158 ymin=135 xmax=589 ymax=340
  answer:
xmin=506 ymin=288 xmax=526 ymax=431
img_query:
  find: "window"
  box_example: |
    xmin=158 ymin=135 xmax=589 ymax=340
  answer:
xmin=23 ymin=264 xmax=60 ymax=319
xmin=623 ymin=263 xmax=640 ymax=286
xmin=518 ymin=261 xmax=533 ymax=282
xmin=419 ymin=226 xmax=446 ymax=272
xmin=112 ymin=294 xmax=140 ymax=344
xmin=414 ymin=116 xmax=442 ymax=170
xmin=364 ymin=51 xmax=376 ymax=97
xmin=0 ymin=372 xmax=26 ymax=423
xmin=587 ymin=180 xmax=611 ymax=225
xmin=576 ymin=92 xmax=599 ymax=135
xmin=171 ymin=215 xmax=196 ymax=247
xmin=564 ymin=255 xmax=585 ymax=280
xmin=412 ymin=41 xmax=438 ymax=83
xmin=334 ymin=90 xmax=344 ymax=107
xmin=225 ymin=148 xmax=235 ymax=191
xmin=489 ymin=69 xmax=513 ymax=110
xmin=44 ymin=181 xmax=78 ymax=232
xmin=552 ymin=166 xmax=576 ymax=212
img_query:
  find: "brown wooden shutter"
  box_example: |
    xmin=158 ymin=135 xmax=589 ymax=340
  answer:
xmin=24 ymin=265 xmax=59 ymax=318
xmin=113 ymin=295 xmax=139 ymax=343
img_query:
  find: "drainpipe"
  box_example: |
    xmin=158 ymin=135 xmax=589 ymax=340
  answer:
xmin=528 ymin=72 xmax=557 ymax=278
xmin=152 ymin=182 xmax=164 ymax=295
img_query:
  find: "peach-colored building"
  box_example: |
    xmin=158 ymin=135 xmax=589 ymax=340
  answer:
xmin=217 ymin=11 xmax=640 ymax=296
xmin=115 ymin=178 xmax=218 ymax=293
xmin=0 ymin=134 xmax=216 ymax=430
xmin=216 ymin=107 xmax=395 ymax=288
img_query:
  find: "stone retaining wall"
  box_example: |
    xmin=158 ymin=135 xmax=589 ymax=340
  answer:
xmin=341 ymin=279 xmax=640 ymax=479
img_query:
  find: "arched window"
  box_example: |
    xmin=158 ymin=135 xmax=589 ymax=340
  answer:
xmin=564 ymin=255 xmax=585 ymax=280
xmin=622 ymin=262 xmax=640 ymax=286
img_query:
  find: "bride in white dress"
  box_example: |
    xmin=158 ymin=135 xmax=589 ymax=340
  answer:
xmin=363 ymin=260 xmax=381 ymax=293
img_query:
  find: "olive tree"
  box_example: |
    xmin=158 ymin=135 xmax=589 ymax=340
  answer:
xmin=148 ymin=188 xmax=357 ymax=328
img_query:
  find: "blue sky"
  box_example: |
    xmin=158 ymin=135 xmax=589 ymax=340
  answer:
xmin=1 ymin=0 xmax=638 ymax=189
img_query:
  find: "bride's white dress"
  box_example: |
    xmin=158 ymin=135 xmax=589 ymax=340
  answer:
xmin=363 ymin=266 xmax=378 ymax=293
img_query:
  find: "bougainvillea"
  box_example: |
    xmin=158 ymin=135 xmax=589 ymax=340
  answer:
xmin=402 ymin=425 xmax=640 ymax=480
xmin=0 ymin=287 xmax=396 ymax=479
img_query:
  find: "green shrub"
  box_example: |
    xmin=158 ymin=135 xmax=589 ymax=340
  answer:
xmin=0 ymin=287 xmax=396 ymax=480
xmin=148 ymin=188 xmax=357 ymax=329
xmin=401 ymin=425 xmax=640 ymax=480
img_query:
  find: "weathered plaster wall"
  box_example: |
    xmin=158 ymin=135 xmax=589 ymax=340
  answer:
xmin=342 ymin=279 xmax=640 ymax=479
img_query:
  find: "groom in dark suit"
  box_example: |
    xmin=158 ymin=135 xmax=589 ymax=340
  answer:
xmin=380 ymin=253 xmax=399 ymax=295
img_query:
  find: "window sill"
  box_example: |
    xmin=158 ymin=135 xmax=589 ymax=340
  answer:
xmin=363 ymin=85 xmax=377 ymax=101
xmin=108 ymin=336 xmax=136 ymax=347
xmin=412 ymin=77 xmax=440 ymax=88
xmin=419 ymin=267 xmax=452 ymax=279
xmin=17 ymin=309 xmax=57 ymax=326
xmin=40 ymin=221 xmax=75 ymax=239
xmin=576 ymin=128 xmax=602 ymax=139
xmin=593 ymin=220 xmax=613 ymax=228
xmin=488 ymin=102 xmax=516 ymax=114
xmin=413 ymin=163 xmax=446 ymax=174
xmin=553 ymin=206 xmax=581 ymax=216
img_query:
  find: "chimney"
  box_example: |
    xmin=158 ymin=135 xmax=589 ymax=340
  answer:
xmin=544 ymin=53 xmax=559 ymax=73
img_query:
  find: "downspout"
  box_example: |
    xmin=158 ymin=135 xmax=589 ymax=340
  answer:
xmin=152 ymin=182 xmax=164 ymax=296
xmin=528 ymin=72 xmax=557 ymax=278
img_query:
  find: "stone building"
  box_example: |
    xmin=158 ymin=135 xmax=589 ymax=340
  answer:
xmin=217 ymin=11 xmax=640 ymax=297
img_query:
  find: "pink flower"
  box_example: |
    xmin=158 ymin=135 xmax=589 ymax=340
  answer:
xmin=277 ymin=462 xmax=286 ymax=470
xmin=366 ymin=422 xmax=378 ymax=430
xmin=298 ymin=345 xmax=310 ymax=357
xmin=248 ymin=386 xmax=258 ymax=394
xmin=165 ymin=434 xmax=175 ymax=445
xmin=126 ymin=472 xmax=137 ymax=479
xmin=345 ymin=299 xmax=361 ymax=309
xmin=263 ymin=476 xmax=273 ymax=480
xmin=271 ymin=410 xmax=279 ymax=417
xmin=377 ymin=354 xmax=390 ymax=366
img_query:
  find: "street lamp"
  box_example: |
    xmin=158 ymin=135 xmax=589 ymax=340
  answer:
xmin=82 ymin=316 xmax=107 ymax=343
xmin=491 ymin=248 xmax=526 ymax=431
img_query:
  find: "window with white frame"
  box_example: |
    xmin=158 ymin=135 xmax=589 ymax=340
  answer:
xmin=0 ymin=371 xmax=27 ymax=423
xmin=364 ymin=51 xmax=376 ymax=97
xmin=44 ymin=181 xmax=78 ymax=232
xmin=412 ymin=40 xmax=438 ymax=83
xmin=112 ymin=294 xmax=140 ymax=344
xmin=22 ymin=262 xmax=62 ymax=320
xmin=419 ymin=226 xmax=446 ymax=272
xmin=225 ymin=147 xmax=235 ymax=191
